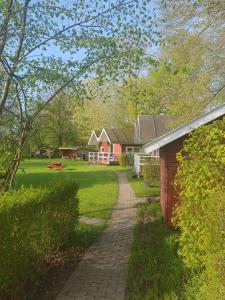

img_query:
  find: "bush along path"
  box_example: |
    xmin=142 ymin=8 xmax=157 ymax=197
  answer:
xmin=56 ymin=171 xmax=142 ymax=300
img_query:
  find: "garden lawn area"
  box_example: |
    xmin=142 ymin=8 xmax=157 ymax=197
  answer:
xmin=16 ymin=159 xmax=124 ymax=248
xmin=126 ymin=202 xmax=186 ymax=300
xmin=124 ymin=168 xmax=160 ymax=197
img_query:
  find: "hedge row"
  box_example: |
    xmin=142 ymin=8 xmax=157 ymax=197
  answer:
xmin=142 ymin=159 xmax=160 ymax=185
xmin=119 ymin=153 xmax=134 ymax=167
xmin=174 ymin=118 xmax=225 ymax=299
xmin=0 ymin=179 xmax=79 ymax=298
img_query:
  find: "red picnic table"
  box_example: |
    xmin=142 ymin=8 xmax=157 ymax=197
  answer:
xmin=48 ymin=162 xmax=64 ymax=170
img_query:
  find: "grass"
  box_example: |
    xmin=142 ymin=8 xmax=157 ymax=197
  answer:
xmin=16 ymin=159 xmax=127 ymax=250
xmin=126 ymin=202 xmax=186 ymax=300
xmin=124 ymin=168 xmax=160 ymax=198
xmin=13 ymin=159 xmax=128 ymax=299
xmin=16 ymin=159 xmax=125 ymax=222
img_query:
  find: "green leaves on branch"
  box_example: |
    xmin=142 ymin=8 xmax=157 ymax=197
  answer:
xmin=173 ymin=118 xmax=225 ymax=299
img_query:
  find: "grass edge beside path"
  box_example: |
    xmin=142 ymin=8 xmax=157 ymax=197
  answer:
xmin=125 ymin=202 xmax=186 ymax=300
xmin=124 ymin=168 xmax=160 ymax=198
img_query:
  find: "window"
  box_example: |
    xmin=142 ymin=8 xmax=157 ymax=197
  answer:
xmin=101 ymin=147 xmax=105 ymax=152
xmin=126 ymin=147 xmax=133 ymax=152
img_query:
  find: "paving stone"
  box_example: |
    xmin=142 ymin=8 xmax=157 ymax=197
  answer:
xmin=79 ymin=216 xmax=103 ymax=225
xmin=55 ymin=171 xmax=142 ymax=300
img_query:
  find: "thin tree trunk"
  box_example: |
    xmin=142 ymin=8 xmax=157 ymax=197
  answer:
xmin=2 ymin=124 xmax=28 ymax=192
xmin=0 ymin=0 xmax=30 ymax=116
xmin=0 ymin=77 xmax=11 ymax=115
xmin=0 ymin=0 xmax=14 ymax=59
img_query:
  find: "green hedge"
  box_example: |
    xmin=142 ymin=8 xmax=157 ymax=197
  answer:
xmin=119 ymin=153 xmax=129 ymax=166
xmin=174 ymin=118 xmax=225 ymax=299
xmin=0 ymin=179 xmax=79 ymax=298
xmin=142 ymin=159 xmax=160 ymax=185
xmin=119 ymin=153 xmax=134 ymax=167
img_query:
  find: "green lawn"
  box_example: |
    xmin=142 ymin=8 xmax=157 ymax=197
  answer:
xmin=126 ymin=202 xmax=185 ymax=300
xmin=124 ymin=169 xmax=160 ymax=198
xmin=16 ymin=159 xmax=125 ymax=248
xmin=17 ymin=159 xmax=124 ymax=221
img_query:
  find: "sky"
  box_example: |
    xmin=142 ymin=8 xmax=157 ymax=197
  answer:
xmin=32 ymin=0 xmax=160 ymax=65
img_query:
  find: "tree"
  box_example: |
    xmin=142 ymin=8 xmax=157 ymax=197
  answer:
xmin=122 ymin=31 xmax=215 ymax=124
xmin=32 ymin=93 xmax=79 ymax=148
xmin=159 ymin=0 xmax=225 ymax=105
xmin=72 ymin=82 xmax=132 ymax=144
xmin=0 ymin=0 xmax=157 ymax=191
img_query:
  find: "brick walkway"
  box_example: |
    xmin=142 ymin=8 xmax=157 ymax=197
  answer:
xmin=55 ymin=171 xmax=141 ymax=300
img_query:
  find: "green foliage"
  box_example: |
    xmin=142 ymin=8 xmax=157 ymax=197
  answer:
xmin=31 ymin=92 xmax=79 ymax=148
xmin=122 ymin=31 xmax=216 ymax=124
xmin=173 ymin=118 xmax=225 ymax=299
xmin=119 ymin=153 xmax=129 ymax=167
xmin=126 ymin=203 xmax=185 ymax=300
xmin=0 ymin=0 xmax=157 ymax=190
xmin=0 ymin=179 xmax=79 ymax=298
xmin=143 ymin=159 xmax=160 ymax=185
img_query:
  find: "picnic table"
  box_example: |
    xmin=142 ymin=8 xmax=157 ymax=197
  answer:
xmin=48 ymin=162 xmax=64 ymax=170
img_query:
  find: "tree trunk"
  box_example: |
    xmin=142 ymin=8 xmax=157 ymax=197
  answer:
xmin=2 ymin=124 xmax=28 ymax=192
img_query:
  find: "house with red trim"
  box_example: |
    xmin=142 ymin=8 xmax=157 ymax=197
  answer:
xmin=88 ymin=115 xmax=177 ymax=165
xmin=142 ymin=104 xmax=225 ymax=225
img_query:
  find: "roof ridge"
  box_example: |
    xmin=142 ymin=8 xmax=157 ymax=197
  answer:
xmin=143 ymin=103 xmax=225 ymax=154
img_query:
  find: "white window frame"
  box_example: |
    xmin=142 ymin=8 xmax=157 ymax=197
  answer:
xmin=125 ymin=146 xmax=140 ymax=153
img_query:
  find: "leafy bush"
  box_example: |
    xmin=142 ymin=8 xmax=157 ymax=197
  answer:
xmin=142 ymin=159 xmax=160 ymax=185
xmin=119 ymin=153 xmax=129 ymax=166
xmin=173 ymin=118 xmax=225 ymax=299
xmin=0 ymin=179 xmax=79 ymax=298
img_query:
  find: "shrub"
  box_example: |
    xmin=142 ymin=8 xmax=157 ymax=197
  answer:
xmin=0 ymin=179 xmax=79 ymax=298
xmin=143 ymin=159 xmax=160 ymax=185
xmin=173 ymin=118 xmax=225 ymax=299
xmin=119 ymin=153 xmax=129 ymax=166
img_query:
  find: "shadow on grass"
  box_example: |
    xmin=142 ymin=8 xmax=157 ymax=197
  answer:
xmin=15 ymin=169 xmax=117 ymax=189
xmin=126 ymin=202 xmax=186 ymax=300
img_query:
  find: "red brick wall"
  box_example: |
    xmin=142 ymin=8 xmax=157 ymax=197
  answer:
xmin=160 ymin=136 xmax=186 ymax=225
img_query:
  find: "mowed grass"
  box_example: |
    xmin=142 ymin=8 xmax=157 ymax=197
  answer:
xmin=124 ymin=169 xmax=160 ymax=198
xmin=126 ymin=202 xmax=185 ymax=300
xmin=16 ymin=159 xmax=121 ymax=222
xmin=16 ymin=159 xmax=125 ymax=249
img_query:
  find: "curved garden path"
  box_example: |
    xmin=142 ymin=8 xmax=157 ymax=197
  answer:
xmin=56 ymin=171 xmax=141 ymax=300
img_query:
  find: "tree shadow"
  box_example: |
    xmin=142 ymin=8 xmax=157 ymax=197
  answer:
xmin=15 ymin=169 xmax=117 ymax=189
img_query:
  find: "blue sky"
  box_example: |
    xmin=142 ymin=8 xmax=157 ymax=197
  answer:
xmin=32 ymin=0 xmax=160 ymax=64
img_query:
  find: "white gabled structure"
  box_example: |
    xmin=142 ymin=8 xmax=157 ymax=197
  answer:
xmin=88 ymin=130 xmax=100 ymax=146
xmin=98 ymin=128 xmax=111 ymax=143
xmin=143 ymin=103 xmax=225 ymax=154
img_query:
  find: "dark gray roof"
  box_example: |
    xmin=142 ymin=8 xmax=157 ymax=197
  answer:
xmin=135 ymin=115 xmax=178 ymax=144
xmin=101 ymin=128 xmax=136 ymax=145
xmin=143 ymin=103 xmax=225 ymax=154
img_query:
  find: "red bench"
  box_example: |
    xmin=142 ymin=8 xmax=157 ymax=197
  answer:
xmin=48 ymin=163 xmax=64 ymax=170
